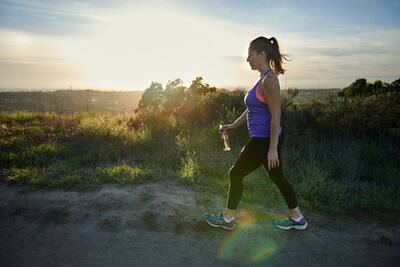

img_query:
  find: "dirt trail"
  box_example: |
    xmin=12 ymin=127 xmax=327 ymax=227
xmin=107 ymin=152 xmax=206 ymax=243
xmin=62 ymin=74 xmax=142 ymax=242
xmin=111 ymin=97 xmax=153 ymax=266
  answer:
xmin=0 ymin=179 xmax=399 ymax=267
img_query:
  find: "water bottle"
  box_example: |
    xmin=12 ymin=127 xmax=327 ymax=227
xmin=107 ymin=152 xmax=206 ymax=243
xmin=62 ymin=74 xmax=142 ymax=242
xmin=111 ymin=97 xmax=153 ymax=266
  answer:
xmin=219 ymin=124 xmax=231 ymax=151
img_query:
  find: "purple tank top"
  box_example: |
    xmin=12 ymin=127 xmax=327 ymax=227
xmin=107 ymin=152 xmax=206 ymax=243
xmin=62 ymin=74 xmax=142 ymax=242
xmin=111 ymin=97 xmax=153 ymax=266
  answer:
xmin=244 ymin=70 xmax=282 ymax=138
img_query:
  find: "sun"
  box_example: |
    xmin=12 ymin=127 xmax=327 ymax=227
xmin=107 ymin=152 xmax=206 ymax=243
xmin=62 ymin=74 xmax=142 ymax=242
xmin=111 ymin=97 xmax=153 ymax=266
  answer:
xmin=55 ymin=4 xmax=239 ymax=90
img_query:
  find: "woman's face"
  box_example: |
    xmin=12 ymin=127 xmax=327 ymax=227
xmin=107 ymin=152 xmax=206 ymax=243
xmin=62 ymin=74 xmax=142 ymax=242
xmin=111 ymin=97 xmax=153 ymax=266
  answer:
xmin=247 ymin=48 xmax=265 ymax=70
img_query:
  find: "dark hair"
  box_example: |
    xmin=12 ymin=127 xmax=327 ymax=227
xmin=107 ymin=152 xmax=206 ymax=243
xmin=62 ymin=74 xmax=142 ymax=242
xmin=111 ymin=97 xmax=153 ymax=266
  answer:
xmin=249 ymin=36 xmax=291 ymax=75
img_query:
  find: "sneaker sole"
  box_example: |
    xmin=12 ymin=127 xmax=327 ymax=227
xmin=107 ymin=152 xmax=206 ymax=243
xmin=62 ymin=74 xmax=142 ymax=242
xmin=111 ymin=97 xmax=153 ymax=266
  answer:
xmin=204 ymin=219 xmax=236 ymax=231
xmin=274 ymin=221 xmax=308 ymax=231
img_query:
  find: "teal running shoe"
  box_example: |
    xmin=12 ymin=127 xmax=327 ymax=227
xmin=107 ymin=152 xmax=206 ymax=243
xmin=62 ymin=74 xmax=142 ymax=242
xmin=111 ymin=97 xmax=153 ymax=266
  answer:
xmin=203 ymin=211 xmax=236 ymax=231
xmin=274 ymin=215 xmax=308 ymax=230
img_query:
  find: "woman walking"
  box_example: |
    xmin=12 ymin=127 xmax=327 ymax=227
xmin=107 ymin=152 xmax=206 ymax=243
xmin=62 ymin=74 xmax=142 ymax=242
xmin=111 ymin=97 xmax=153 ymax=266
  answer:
xmin=203 ymin=36 xmax=307 ymax=231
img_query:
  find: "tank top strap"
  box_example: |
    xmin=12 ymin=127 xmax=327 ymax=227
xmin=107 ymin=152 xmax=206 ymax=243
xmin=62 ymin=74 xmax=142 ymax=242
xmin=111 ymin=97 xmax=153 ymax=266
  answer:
xmin=255 ymin=69 xmax=276 ymax=103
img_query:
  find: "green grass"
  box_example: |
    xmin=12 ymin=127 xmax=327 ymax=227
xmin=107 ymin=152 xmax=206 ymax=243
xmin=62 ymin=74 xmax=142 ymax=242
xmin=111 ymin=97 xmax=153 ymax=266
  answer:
xmin=94 ymin=162 xmax=150 ymax=184
xmin=0 ymin=110 xmax=399 ymax=215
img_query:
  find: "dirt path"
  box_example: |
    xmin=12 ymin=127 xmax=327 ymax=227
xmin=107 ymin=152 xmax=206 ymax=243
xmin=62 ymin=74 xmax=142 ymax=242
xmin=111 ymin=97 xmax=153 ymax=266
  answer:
xmin=0 ymin=179 xmax=399 ymax=267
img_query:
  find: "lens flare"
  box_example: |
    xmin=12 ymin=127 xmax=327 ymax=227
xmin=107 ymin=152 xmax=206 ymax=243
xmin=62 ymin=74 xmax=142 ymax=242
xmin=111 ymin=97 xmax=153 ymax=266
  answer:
xmin=216 ymin=209 xmax=286 ymax=265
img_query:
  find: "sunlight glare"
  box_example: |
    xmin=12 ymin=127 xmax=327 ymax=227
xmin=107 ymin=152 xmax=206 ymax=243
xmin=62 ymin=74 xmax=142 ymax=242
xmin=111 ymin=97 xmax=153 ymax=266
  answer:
xmin=56 ymin=3 xmax=246 ymax=89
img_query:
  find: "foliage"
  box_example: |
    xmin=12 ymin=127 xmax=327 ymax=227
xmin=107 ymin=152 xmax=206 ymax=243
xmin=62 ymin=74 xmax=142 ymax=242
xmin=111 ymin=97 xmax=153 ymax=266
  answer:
xmin=130 ymin=76 xmax=246 ymax=134
xmin=1 ymin=76 xmax=399 ymax=214
xmin=338 ymin=78 xmax=399 ymax=97
xmin=132 ymin=77 xmax=400 ymax=139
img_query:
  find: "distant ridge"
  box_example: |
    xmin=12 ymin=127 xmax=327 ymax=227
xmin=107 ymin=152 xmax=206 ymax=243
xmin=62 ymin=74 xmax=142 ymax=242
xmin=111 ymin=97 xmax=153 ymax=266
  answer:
xmin=0 ymin=90 xmax=144 ymax=113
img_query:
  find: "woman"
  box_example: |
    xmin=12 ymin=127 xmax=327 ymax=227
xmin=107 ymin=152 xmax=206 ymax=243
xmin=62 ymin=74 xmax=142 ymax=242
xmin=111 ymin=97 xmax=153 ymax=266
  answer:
xmin=203 ymin=36 xmax=307 ymax=231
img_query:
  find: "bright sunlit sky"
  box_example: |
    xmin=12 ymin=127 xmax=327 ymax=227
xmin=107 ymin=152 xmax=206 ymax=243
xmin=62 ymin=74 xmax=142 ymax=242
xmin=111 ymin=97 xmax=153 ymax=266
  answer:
xmin=1 ymin=0 xmax=399 ymax=90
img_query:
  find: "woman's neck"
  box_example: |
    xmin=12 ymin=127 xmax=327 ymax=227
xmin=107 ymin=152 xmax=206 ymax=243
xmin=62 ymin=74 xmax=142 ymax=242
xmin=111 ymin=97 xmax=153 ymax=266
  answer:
xmin=259 ymin=66 xmax=272 ymax=77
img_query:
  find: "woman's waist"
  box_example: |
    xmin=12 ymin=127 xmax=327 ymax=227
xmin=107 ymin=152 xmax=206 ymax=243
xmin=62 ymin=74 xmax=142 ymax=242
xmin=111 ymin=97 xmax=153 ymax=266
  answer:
xmin=247 ymin=124 xmax=283 ymax=133
xmin=247 ymin=115 xmax=270 ymax=125
xmin=249 ymin=129 xmax=284 ymax=139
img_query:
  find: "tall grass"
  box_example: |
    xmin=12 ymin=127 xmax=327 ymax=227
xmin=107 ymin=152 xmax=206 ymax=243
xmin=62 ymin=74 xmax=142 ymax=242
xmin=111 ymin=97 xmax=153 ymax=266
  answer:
xmin=1 ymin=97 xmax=399 ymax=214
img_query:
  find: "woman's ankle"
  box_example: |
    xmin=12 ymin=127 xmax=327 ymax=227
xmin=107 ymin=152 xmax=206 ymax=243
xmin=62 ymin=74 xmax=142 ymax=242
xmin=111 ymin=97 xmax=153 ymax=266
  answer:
xmin=223 ymin=208 xmax=236 ymax=219
xmin=289 ymin=207 xmax=302 ymax=218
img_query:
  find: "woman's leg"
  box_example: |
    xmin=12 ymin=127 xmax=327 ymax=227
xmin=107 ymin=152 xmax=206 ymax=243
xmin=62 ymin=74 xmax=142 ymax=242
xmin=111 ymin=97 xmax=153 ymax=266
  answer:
xmin=262 ymin=134 xmax=300 ymax=215
xmin=262 ymin=134 xmax=308 ymax=230
xmin=225 ymin=138 xmax=266 ymax=218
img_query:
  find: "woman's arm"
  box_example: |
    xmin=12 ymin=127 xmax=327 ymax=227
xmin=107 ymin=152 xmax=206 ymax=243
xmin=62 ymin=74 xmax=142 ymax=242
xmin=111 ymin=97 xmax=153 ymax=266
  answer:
xmin=260 ymin=76 xmax=281 ymax=169
xmin=230 ymin=108 xmax=248 ymax=129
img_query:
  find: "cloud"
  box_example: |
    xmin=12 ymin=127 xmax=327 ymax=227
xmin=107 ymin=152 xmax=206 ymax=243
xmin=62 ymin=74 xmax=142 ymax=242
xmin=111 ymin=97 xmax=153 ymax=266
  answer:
xmin=279 ymin=27 xmax=400 ymax=88
xmin=0 ymin=0 xmax=399 ymax=90
xmin=298 ymin=46 xmax=389 ymax=57
xmin=0 ymin=1 xmax=260 ymax=89
xmin=0 ymin=28 xmax=83 ymax=88
xmin=0 ymin=0 xmax=111 ymax=36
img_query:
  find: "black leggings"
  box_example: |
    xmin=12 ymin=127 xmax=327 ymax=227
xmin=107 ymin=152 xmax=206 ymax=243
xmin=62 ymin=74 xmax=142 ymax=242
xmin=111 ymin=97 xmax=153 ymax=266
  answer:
xmin=226 ymin=133 xmax=298 ymax=210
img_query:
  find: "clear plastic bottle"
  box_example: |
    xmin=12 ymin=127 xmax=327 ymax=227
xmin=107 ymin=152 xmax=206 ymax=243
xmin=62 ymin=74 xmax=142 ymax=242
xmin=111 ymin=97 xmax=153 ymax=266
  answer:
xmin=219 ymin=124 xmax=231 ymax=151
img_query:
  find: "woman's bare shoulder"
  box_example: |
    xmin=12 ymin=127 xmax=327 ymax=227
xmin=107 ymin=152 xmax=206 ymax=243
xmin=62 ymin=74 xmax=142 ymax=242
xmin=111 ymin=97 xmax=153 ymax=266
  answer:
xmin=259 ymin=74 xmax=280 ymax=96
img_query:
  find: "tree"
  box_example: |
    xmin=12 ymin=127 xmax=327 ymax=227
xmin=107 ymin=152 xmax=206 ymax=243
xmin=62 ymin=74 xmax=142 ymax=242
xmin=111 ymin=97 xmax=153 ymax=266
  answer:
xmin=136 ymin=82 xmax=163 ymax=111
xmin=339 ymin=77 xmax=400 ymax=97
xmin=390 ymin=78 xmax=400 ymax=93
xmin=162 ymin=78 xmax=186 ymax=114
xmin=339 ymin=78 xmax=367 ymax=97
xmin=187 ymin=77 xmax=216 ymax=96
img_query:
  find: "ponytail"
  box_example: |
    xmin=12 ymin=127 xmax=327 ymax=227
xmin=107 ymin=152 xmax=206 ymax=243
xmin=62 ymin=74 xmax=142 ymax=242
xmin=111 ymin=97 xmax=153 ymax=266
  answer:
xmin=269 ymin=37 xmax=288 ymax=75
xmin=250 ymin=36 xmax=291 ymax=75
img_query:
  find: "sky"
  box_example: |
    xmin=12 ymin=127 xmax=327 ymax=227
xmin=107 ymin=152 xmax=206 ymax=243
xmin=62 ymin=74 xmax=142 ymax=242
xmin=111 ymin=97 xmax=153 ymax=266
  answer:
xmin=0 ymin=0 xmax=399 ymax=91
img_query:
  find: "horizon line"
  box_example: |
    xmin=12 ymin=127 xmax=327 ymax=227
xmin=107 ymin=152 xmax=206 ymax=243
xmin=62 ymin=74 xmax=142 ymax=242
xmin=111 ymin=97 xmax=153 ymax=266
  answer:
xmin=0 ymin=86 xmax=342 ymax=92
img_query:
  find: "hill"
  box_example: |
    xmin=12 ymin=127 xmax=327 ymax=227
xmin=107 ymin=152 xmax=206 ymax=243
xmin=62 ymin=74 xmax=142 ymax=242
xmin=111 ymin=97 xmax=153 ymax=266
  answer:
xmin=0 ymin=90 xmax=144 ymax=113
xmin=0 ymin=89 xmax=339 ymax=113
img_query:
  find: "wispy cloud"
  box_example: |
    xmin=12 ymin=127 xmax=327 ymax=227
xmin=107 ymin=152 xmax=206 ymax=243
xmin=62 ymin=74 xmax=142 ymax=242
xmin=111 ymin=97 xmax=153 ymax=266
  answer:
xmin=0 ymin=1 xmax=258 ymax=89
xmin=299 ymin=46 xmax=389 ymax=57
xmin=0 ymin=0 xmax=399 ymax=90
xmin=0 ymin=0 xmax=111 ymax=36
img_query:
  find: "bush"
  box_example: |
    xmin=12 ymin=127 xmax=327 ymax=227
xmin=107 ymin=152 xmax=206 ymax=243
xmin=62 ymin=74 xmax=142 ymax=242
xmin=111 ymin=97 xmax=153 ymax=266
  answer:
xmin=283 ymin=92 xmax=400 ymax=138
xmin=94 ymin=162 xmax=148 ymax=184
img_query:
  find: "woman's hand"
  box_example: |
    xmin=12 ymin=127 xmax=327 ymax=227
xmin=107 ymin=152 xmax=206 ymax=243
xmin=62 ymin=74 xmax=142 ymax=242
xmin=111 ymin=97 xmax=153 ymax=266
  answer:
xmin=221 ymin=124 xmax=236 ymax=134
xmin=267 ymin=149 xmax=279 ymax=170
